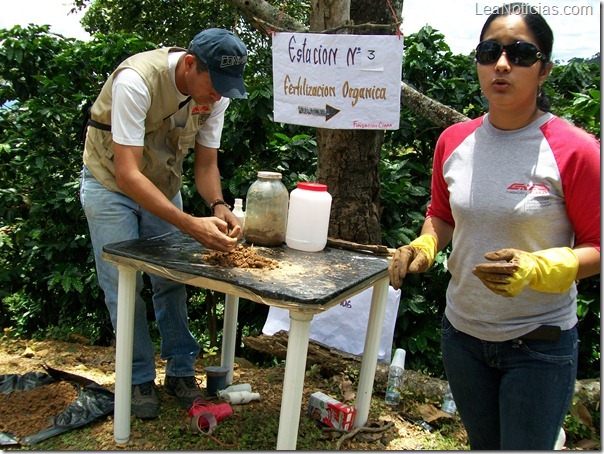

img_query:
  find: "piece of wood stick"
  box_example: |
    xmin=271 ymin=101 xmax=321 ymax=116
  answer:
xmin=327 ymin=237 xmax=396 ymax=257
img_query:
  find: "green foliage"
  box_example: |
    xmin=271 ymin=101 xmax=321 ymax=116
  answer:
xmin=0 ymin=22 xmax=599 ymax=380
xmin=0 ymin=25 xmax=157 ymax=343
xmin=385 ymin=26 xmax=483 ymax=164
xmin=76 ymin=0 xmax=237 ymax=48
xmin=546 ymin=57 xmax=601 ymax=136
xmin=564 ymin=396 xmax=600 ymax=448
xmin=575 ymin=276 xmax=600 ymax=379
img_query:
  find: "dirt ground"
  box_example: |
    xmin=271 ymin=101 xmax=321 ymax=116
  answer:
xmin=0 ymin=337 xmax=470 ymax=450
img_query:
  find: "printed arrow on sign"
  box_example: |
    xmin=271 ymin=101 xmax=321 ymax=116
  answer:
xmin=297 ymin=104 xmax=341 ymax=121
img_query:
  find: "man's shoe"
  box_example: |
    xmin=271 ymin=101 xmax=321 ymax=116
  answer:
xmin=165 ymin=375 xmax=203 ymax=408
xmin=131 ymin=381 xmax=159 ymax=419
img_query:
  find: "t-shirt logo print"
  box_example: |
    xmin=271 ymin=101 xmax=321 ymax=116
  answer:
xmin=506 ymin=182 xmax=550 ymax=194
xmin=191 ymin=105 xmax=211 ymax=127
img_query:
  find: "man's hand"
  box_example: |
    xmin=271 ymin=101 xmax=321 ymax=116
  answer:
xmin=472 ymin=247 xmax=579 ymax=297
xmin=388 ymin=234 xmax=438 ymax=290
xmin=213 ymin=203 xmax=243 ymax=240
xmin=185 ymin=216 xmax=239 ymax=252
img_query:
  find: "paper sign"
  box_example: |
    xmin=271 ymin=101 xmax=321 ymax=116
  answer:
xmin=272 ymin=32 xmax=404 ymax=130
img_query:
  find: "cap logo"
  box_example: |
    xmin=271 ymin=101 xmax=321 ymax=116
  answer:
xmin=220 ymin=55 xmax=247 ymax=68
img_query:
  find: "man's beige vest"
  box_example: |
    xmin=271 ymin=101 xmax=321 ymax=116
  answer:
xmin=83 ymin=47 xmax=214 ymax=199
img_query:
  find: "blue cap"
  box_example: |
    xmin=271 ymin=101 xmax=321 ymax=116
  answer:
xmin=188 ymin=28 xmax=248 ymax=99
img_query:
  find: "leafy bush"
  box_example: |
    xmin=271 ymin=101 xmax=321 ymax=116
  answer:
xmin=0 ymin=26 xmax=158 ymax=342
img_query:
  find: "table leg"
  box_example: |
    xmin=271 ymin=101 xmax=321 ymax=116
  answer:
xmin=221 ymin=294 xmax=239 ymax=385
xmin=276 ymin=311 xmax=313 ymax=450
xmin=114 ymin=265 xmax=137 ymax=444
xmin=354 ymin=277 xmax=389 ymax=428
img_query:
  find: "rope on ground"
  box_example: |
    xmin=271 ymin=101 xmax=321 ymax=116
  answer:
xmin=326 ymin=421 xmax=394 ymax=450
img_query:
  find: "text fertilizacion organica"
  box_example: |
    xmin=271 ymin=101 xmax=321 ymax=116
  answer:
xmin=285 ymin=34 xmax=388 ymax=107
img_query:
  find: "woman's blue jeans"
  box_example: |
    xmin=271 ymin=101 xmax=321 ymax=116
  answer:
xmin=80 ymin=166 xmax=200 ymax=385
xmin=441 ymin=315 xmax=577 ymax=450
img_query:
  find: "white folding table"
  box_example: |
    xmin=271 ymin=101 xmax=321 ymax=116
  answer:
xmin=103 ymin=231 xmax=390 ymax=450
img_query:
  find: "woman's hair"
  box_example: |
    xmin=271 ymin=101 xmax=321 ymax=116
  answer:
xmin=479 ymin=2 xmax=554 ymax=111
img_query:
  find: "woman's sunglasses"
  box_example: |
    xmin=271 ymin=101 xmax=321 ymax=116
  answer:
xmin=475 ymin=40 xmax=546 ymax=67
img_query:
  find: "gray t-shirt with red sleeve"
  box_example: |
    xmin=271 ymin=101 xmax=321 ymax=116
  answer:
xmin=427 ymin=113 xmax=600 ymax=342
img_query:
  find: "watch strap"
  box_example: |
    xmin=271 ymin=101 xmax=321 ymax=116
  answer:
xmin=210 ymin=199 xmax=232 ymax=214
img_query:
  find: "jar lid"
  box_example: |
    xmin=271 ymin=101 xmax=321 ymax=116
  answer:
xmin=298 ymin=182 xmax=328 ymax=191
xmin=257 ymin=171 xmax=282 ymax=179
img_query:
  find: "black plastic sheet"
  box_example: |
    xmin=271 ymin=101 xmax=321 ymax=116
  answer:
xmin=0 ymin=365 xmax=114 ymax=446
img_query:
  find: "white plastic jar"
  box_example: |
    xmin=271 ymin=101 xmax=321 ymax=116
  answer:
xmin=285 ymin=182 xmax=332 ymax=252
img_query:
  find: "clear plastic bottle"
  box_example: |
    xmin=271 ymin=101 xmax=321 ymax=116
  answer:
xmin=442 ymin=384 xmax=456 ymax=414
xmin=385 ymin=348 xmax=406 ymax=406
xmin=243 ymin=171 xmax=289 ymax=246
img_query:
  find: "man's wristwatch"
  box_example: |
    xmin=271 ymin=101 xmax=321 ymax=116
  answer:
xmin=210 ymin=199 xmax=232 ymax=215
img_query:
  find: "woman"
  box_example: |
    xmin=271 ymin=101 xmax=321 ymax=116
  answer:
xmin=388 ymin=3 xmax=600 ymax=449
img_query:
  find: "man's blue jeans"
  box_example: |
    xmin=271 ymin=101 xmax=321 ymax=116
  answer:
xmin=441 ymin=315 xmax=577 ymax=450
xmin=80 ymin=166 xmax=200 ymax=385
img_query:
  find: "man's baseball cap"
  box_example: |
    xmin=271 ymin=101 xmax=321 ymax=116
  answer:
xmin=188 ymin=28 xmax=248 ymax=99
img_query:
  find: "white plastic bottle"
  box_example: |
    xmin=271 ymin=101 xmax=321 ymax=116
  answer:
xmin=385 ymin=348 xmax=406 ymax=406
xmin=232 ymin=198 xmax=245 ymax=229
xmin=285 ymin=182 xmax=332 ymax=252
xmin=223 ymin=391 xmax=261 ymax=404
xmin=554 ymin=428 xmax=566 ymax=450
xmin=218 ymin=383 xmax=252 ymax=398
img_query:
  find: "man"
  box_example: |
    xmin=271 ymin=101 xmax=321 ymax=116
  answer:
xmin=80 ymin=28 xmax=246 ymax=419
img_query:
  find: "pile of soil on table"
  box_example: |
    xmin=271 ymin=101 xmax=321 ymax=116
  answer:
xmin=0 ymin=381 xmax=78 ymax=439
xmin=203 ymin=244 xmax=280 ymax=269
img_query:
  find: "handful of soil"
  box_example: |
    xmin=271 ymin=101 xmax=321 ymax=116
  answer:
xmin=203 ymin=244 xmax=280 ymax=270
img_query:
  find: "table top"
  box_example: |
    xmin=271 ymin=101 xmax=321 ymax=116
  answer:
xmin=102 ymin=231 xmax=390 ymax=312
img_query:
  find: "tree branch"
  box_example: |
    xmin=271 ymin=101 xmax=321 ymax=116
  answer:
xmin=225 ymin=0 xmax=307 ymax=33
xmin=400 ymin=82 xmax=470 ymax=128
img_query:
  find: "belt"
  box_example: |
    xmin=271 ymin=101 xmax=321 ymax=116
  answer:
xmin=518 ymin=325 xmax=561 ymax=341
xmin=87 ymin=118 xmax=112 ymax=132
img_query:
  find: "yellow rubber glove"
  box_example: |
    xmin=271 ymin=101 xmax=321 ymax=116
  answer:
xmin=388 ymin=234 xmax=438 ymax=290
xmin=472 ymin=247 xmax=579 ymax=297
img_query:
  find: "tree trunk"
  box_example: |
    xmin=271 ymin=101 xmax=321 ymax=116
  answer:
xmin=312 ymin=0 xmax=402 ymax=244
xmin=317 ymin=129 xmax=383 ymax=243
